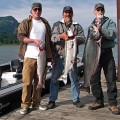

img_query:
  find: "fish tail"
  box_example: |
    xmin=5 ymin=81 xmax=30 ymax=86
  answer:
xmin=36 ymin=83 xmax=44 ymax=89
xmin=80 ymin=84 xmax=90 ymax=94
xmin=59 ymin=75 xmax=67 ymax=85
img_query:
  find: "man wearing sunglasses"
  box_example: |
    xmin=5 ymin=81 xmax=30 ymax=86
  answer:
xmin=87 ymin=3 xmax=120 ymax=115
xmin=17 ymin=2 xmax=53 ymax=114
xmin=47 ymin=6 xmax=86 ymax=109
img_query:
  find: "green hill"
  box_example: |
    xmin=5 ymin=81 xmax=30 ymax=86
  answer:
xmin=0 ymin=16 xmax=19 ymax=45
xmin=0 ymin=16 xmax=18 ymax=34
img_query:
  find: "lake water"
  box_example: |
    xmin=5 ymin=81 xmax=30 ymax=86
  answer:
xmin=0 ymin=44 xmax=118 ymax=65
xmin=0 ymin=45 xmax=19 ymax=65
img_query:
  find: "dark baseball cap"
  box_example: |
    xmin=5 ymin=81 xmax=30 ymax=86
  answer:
xmin=94 ymin=3 xmax=104 ymax=10
xmin=63 ymin=6 xmax=73 ymax=12
xmin=32 ymin=2 xmax=42 ymax=11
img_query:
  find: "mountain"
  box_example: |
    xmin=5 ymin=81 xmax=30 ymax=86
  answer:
xmin=0 ymin=16 xmax=19 ymax=44
xmin=0 ymin=16 xmax=18 ymax=34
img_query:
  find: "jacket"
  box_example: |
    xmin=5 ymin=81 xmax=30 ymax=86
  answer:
xmin=91 ymin=16 xmax=117 ymax=49
xmin=51 ymin=20 xmax=86 ymax=57
xmin=17 ymin=15 xmax=53 ymax=61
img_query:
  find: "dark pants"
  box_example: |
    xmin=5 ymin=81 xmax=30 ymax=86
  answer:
xmin=90 ymin=48 xmax=117 ymax=106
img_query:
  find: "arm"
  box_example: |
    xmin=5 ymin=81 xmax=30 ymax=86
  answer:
xmin=51 ymin=22 xmax=69 ymax=43
xmin=75 ymin=24 xmax=86 ymax=46
xmin=100 ymin=19 xmax=117 ymax=40
xmin=17 ymin=20 xmax=42 ymax=46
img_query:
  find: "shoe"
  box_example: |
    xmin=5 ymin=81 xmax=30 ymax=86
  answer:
xmin=39 ymin=105 xmax=47 ymax=110
xmin=88 ymin=103 xmax=104 ymax=110
xmin=30 ymin=104 xmax=47 ymax=110
xmin=109 ymin=106 xmax=120 ymax=115
xmin=30 ymin=104 xmax=39 ymax=109
xmin=47 ymin=101 xmax=55 ymax=109
xmin=73 ymin=100 xmax=83 ymax=108
xmin=20 ymin=107 xmax=29 ymax=115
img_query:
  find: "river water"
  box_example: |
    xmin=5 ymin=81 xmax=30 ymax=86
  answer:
xmin=0 ymin=44 xmax=118 ymax=65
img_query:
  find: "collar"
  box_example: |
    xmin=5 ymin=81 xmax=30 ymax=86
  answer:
xmin=60 ymin=19 xmax=78 ymax=25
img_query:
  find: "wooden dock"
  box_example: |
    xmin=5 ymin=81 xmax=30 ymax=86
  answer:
xmin=0 ymin=74 xmax=120 ymax=120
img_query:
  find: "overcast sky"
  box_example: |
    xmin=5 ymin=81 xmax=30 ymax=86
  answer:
xmin=0 ymin=0 xmax=117 ymax=30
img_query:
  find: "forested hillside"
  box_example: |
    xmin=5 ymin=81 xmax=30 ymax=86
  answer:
xmin=0 ymin=16 xmax=19 ymax=45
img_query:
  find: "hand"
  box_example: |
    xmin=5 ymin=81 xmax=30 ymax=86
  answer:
xmin=51 ymin=58 xmax=55 ymax=66
xmin=89 ymin=26 xmax=100 ymax=40
xmin=68 ymin=36 xmax=75 ymax=40
xmin=33 ymin=40 xmax=42 ymax=46
xmin=96 ymin=25 xmax=101 ymax=30
xmin=59 ymin=32 xmax=69 ymax=41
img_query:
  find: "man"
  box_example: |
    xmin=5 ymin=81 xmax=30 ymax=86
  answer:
xmin=17 ymin=2 xmax=53 ymax=114
xmin=47 ymin=6 xmax=86 ymax=109
xmin=88 ymin=3 xmax=120 ymax=115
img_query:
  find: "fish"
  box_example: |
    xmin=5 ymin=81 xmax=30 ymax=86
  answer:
xmin=80 ymin=25 xmax=101 ymax=93
xmin=59 ymin=37 xmax=77 ymax=84
xmin=36 ymin=46 xmax=47 ymax=89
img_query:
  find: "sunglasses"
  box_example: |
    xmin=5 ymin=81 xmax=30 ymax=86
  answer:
xmin=33 ymin=8 xmax=41 ymax=12
xmin=96 ymin=8 xmax=104 ymax=12
xmin=64 ymin=11 xmax=72 ymax=13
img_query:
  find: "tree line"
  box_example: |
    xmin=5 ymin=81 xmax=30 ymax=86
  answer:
xmin=0 ymin=32 xmax=19 ymax=45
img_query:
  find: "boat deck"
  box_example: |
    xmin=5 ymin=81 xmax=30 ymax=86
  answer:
xmin=0 ymin=74 xmax=120 ymax=120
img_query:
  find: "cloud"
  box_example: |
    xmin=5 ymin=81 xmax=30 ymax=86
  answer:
xmin=0 ymin=0 xmax=117 ymax=29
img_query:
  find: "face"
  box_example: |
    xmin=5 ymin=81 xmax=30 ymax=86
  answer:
xmin=63 ymin=10 xmax=73 ymax=23
xmin=94 ymin=7 xmax=105 ymax=19
xmin=31 ymin=7 xmax=42 ymax=20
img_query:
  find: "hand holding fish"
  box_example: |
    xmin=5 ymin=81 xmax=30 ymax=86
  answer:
xmin=51 ymin=58 xmax=55 ymax=66
xmin=59 ymin=32 xmax=69 ymax=41
xmin=89 ymin=25 xmax=100 ymax=41
xmin=96 ymin=18 xmax=101 ymax=30
xmin=33 ymin=39 xmax=42 ymax=46
xmin=96 ymin=25 xmax=101 ymax=30
xmin=68 ymin=36 xmax=75 ymax=40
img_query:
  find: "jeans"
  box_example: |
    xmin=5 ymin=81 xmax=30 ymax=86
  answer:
xmin=90 ymin=48 xmax=117 ymax=106
xmin=49 ymin=55 xmax=80 ymax=102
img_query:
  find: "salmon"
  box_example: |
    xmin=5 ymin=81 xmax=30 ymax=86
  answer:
xmin=80 ymin=25 xmax=101 ymax=93
xmin=59 ymin=37 xmax=77 ymax=84
xmin=36 ymin=46 xmax=46 ymax=89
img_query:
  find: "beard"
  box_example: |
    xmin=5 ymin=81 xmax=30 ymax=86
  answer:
xmin=96 ymin=14 xmax=104 ymax=19
xmin=64 ymin=17 xmax=72 ymax=23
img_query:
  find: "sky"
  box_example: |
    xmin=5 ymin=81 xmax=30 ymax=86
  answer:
xmin=0 ymin=0 xmax=117 ymax=31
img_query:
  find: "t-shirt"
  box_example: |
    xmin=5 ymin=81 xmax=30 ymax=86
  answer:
xmin=25 ymin=18 xmax=46 ymax=59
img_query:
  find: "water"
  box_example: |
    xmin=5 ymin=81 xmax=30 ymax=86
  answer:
xmin=0 ymin=45 xmax=19 ymax=65
xmin=0 ymin=44 xmax=118 ymax=65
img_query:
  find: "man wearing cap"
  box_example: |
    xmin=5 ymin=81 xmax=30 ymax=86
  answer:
xmin=87 ymin=3 xmax=120 ymax=115
xmin=47 ymin=6 xmax=86 ymax=109
xmin=17 ymin=2 xmax=53 ymax=114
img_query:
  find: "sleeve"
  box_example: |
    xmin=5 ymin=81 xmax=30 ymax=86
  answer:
xmin=17 ymin=20 xmax=28 ymax=42
xmin=75 ymin=24 xmax=86 ymax=46
xmin=51 ymin=22 xmax=61 ymax=43
xmin=100 ymin=19 xmax=117 ymax=40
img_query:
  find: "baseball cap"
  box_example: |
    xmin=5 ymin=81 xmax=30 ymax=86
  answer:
xmin=63 ymin=6 xmax=73 ymax=12
xmin=94 ymin=3 xmax=104 ymax=10
xmin=32 ymin=2 xmax=42 ymax=11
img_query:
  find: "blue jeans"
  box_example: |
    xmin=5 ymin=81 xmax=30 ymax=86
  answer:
xmin=49 ymin=55 xmax=80 ymax=102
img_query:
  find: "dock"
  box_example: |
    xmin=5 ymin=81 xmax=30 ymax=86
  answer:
xmin=0 ymin=74 xmax=120 ymax=120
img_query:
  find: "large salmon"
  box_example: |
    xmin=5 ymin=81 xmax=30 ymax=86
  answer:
xmin=59 ymin=37 xmax=77 ymax=84
xmin=80 ymin=25 xmax=101 ymax=93
xmin=36 ymin=46 xmax=46 ymax=89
